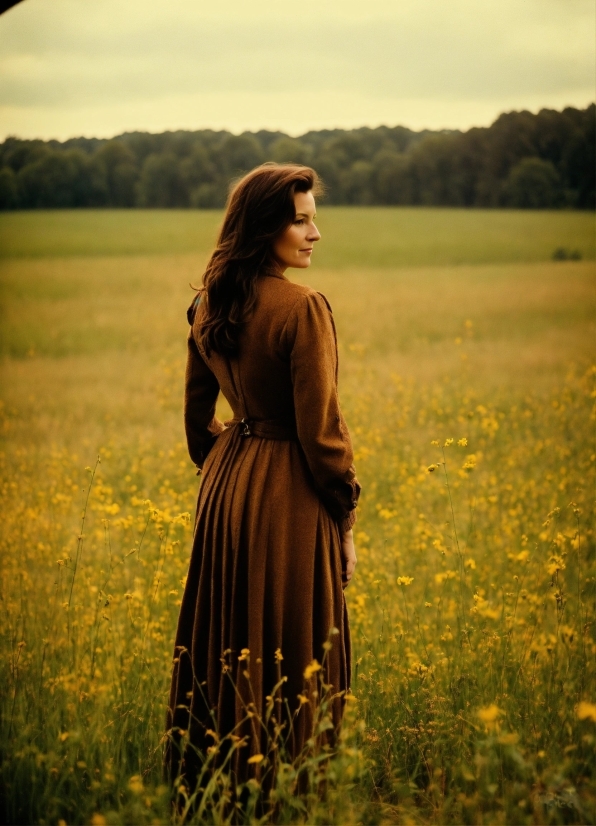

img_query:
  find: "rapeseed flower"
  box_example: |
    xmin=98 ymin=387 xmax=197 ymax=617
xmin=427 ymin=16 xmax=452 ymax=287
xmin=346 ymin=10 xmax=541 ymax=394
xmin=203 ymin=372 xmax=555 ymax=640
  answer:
xmin=304 ymin=660 xmax=322 ymax=680
xmin=247 ymin=753 xmax=265 ymax=764
xmin=477 ymin=704 xmax=502 ymax=725
xmin=577 ymin=701 xmax=596 ymax=722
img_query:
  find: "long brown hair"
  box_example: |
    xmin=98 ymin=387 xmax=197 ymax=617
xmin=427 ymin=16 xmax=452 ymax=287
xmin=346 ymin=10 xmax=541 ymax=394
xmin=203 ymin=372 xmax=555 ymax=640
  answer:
xmin=195 ymin=163 xmax=322 ymax=356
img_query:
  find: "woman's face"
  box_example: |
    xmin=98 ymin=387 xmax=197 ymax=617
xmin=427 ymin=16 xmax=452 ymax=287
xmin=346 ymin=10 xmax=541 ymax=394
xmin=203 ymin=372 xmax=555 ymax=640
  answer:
xmin=272 ymin=190 xmax=321 ymax=271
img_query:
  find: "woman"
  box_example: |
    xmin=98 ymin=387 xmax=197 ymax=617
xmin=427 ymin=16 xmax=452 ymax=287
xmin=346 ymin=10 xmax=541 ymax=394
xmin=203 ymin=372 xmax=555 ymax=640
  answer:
xmin=166 ymin=163 xmax=360 ymax=788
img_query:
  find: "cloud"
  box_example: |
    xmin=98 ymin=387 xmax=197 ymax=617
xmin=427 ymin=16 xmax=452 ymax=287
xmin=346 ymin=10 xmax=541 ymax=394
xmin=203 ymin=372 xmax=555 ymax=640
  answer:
xmin=0 ymin=0 xmax=593 ymax=138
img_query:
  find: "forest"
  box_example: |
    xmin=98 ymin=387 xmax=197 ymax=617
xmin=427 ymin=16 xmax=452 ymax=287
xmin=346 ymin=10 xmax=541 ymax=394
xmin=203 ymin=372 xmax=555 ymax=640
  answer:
xmin=0 ymin=104 xmax=593 ymax=210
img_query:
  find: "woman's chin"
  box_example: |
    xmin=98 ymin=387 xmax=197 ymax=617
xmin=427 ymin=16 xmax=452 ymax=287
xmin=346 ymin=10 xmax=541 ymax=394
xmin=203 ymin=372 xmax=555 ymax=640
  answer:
xmin=286 ymin=254 xmax=313 ymax=270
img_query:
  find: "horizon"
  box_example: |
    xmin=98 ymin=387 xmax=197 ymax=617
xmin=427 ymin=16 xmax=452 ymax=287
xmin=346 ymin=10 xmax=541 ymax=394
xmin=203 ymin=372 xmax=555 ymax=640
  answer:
xmin=3 ymin=101 xmax=595 ymax=146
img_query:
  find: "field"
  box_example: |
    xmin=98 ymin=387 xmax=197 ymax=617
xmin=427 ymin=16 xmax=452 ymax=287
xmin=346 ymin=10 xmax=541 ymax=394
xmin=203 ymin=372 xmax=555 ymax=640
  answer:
xmin=0 ymin=207 xmax=595 ymax=825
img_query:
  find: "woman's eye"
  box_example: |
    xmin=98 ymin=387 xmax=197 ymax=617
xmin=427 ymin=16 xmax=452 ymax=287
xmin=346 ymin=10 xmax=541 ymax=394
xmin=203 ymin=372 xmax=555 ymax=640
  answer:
xmin=294 ymin=219 xmax=304 ymax=225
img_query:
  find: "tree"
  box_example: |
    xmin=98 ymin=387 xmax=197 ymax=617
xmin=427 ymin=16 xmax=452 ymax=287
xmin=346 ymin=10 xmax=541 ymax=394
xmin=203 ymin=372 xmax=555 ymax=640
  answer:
xmin=216 ymin=134 xmax=264 ymax=178
xmin=0 ymin=138 xmax=49 ymax=174
xmin=560 ymin=106 xmax=595 ymax=208
xmin=17 ymin=149 xmax=107 ymax=208
xmin=0 ymin=104 xmax=593 ymax=210
xmin=408 ymin=135 xmax=466 ymax=205
xmin=372 ymin=150 xmax=413 ymax=205
xmin=269 ymin=137 xmax=311 ymax=165
xmin=68 ymin=151 xmax=108 ymax=206
xmin=95 ymin=141 xmax=138 ymax=207
xmin=342 ymin=160 xmax=375 ymax=205
xmin=501 ymin=158 xmax=563 ymax=208
xmin=0 ymin=167 xmax=18 ymax=209
xmin=137 ymin=153 xmax=186 ymax=208
xmin=190 ymin=183 xmax=224 ymax=209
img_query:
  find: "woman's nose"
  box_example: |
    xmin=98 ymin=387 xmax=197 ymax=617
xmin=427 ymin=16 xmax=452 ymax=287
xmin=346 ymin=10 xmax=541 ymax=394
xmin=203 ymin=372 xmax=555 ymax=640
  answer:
xmin=307 ymin=223 xmax=321 ymax=242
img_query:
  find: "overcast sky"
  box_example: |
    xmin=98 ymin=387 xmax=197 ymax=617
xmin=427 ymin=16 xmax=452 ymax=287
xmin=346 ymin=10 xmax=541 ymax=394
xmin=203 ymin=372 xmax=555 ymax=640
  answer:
xmin=0 ymin=0 xmax=594 ymax=141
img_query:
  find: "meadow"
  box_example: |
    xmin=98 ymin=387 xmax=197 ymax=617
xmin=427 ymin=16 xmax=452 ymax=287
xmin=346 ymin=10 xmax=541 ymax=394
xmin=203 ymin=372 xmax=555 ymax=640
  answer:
xmin=0 ymin=207 xmax=595 ymax=825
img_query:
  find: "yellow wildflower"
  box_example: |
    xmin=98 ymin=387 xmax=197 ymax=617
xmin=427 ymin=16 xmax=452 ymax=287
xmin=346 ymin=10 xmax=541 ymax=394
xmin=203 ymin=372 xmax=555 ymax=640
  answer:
xmin=547 ymin=555 xmax=566 ymax=576
xmin=304 ymin=659 xmax=322 ymax=680
xmin=477 ymin=704 xmax=502 ymax=724
xmin=435 ymin=570 xmax=457 ymax=584
xmin=577 ymin=701 xmax=596 ymax=722
xmin=128 ymin=775 xmax=143 ymax=794
xmin=247 ymin=753 xmax=265 ymax=764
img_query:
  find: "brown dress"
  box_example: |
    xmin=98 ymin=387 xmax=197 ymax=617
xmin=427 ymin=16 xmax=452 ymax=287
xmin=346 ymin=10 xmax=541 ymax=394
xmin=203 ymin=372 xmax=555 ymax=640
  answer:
xmin=166 ymin=271 xmax=361 ymax=784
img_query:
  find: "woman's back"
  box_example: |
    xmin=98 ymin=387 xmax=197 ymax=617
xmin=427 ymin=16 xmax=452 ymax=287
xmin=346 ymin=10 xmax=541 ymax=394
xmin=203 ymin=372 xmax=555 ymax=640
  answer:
xmin=166 ymin=165 xmax=360 ymax=793
xmin=200 ymin=272 xmax=311 ymax=428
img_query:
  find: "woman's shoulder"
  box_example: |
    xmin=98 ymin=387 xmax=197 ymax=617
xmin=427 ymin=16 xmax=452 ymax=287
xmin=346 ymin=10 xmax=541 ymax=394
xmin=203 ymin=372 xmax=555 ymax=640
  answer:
xmin=261 ymin=276 xmax=332 ymax=315
xmin=290 ymin=285 xmax=334 ymax=318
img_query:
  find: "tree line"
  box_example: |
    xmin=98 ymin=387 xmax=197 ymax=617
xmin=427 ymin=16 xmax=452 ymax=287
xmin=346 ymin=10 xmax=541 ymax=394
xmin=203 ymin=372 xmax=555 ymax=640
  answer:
xmin=0 ymin=104 xmax=593 ymax=210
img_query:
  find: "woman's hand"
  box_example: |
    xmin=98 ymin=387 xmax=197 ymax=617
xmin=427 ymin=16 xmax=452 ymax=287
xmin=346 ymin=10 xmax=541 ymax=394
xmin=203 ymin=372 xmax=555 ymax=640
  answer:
xmin=341 ymin=529 xmax=357 ymax=588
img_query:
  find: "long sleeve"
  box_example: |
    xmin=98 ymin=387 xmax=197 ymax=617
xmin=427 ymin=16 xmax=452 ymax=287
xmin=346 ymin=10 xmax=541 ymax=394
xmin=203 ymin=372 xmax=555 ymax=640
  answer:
xmin=184 ymin=331 xmax=226 ymax=470
xmin=285 ymin=291 xmax=361 ymax=532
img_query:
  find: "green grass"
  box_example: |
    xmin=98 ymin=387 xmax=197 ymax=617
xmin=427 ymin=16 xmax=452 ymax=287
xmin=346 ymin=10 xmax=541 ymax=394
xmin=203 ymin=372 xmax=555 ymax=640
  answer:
xmin=0 ymin=208 xmax=594 ymax=265
xmin=0 ymin=209 xmax=595 ymax=825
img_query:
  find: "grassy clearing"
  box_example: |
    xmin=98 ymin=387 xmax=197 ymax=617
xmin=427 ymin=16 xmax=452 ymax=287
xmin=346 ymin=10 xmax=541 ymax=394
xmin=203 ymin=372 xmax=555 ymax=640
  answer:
xmin=0 ymin=208 xmax=594 ymax=265
xmin=0 ymin=209 xmax=595 ymax=824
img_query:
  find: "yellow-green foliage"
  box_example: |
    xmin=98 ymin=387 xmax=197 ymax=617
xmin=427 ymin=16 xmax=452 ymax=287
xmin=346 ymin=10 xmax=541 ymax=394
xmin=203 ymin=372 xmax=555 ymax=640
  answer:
xmin=0 ymin=210 xmax=595 ymax=825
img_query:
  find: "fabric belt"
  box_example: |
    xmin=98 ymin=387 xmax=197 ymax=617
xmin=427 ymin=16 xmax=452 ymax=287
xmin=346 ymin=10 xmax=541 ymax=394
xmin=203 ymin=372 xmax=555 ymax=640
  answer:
xmin=225 ymin=417 xmax=298 ymax=442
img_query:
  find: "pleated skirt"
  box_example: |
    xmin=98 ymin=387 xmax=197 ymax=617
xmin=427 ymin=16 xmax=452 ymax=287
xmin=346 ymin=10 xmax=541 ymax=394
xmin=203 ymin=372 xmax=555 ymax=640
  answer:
xmin=165 ymin=425 xmax=351 ymax=783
